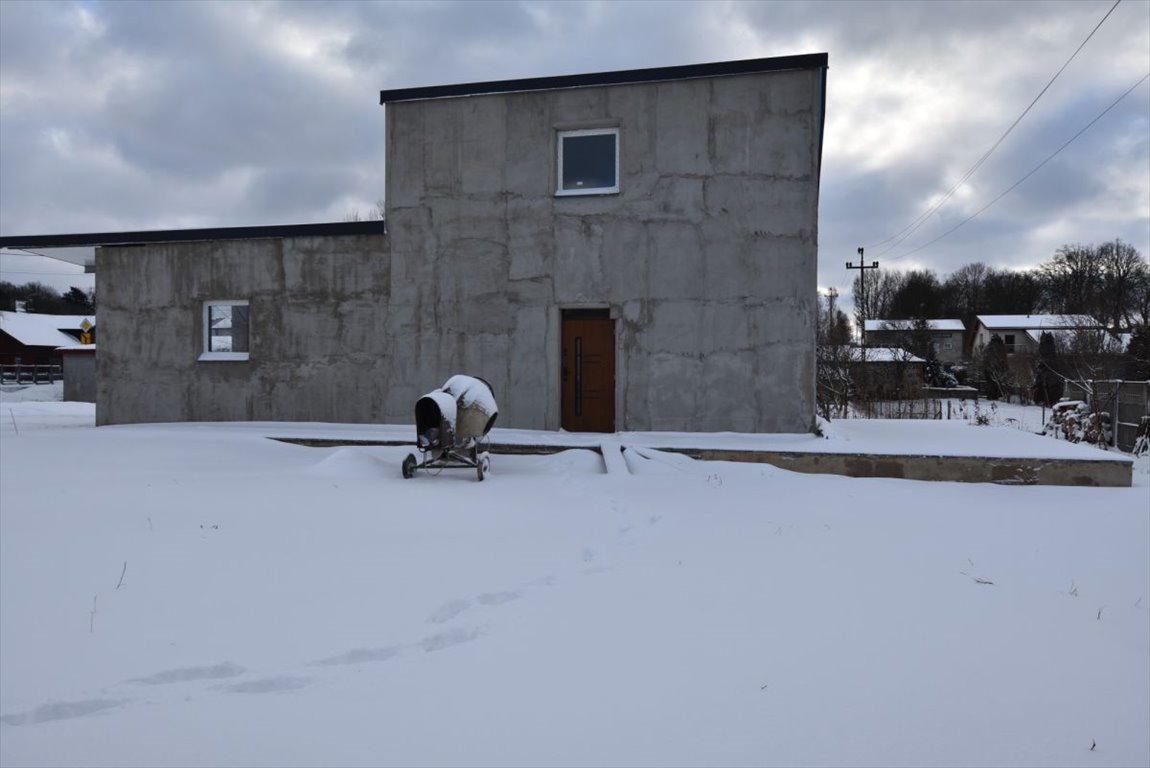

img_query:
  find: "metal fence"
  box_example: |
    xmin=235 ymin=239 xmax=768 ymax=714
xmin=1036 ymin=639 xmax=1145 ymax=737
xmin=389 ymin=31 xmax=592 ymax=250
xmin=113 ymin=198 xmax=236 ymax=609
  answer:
xmin=847 ymin=397 xmax=993 ymax=421
xmin=1064 ymin=380 xmax=1150 ymax=453
xmin=851 ymin=399 xmax=946 ymax=420
xmin=0 ymin=364 xmax=63 ymax=384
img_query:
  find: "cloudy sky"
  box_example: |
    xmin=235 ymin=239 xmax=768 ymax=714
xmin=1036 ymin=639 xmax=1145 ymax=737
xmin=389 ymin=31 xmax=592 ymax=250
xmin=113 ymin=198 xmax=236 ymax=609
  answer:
xmin=1 ymin=0 xmax=1148 ymax=303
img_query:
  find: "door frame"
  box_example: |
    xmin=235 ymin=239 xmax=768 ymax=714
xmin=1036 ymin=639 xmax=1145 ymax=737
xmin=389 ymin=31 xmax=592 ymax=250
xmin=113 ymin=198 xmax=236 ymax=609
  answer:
xmin=555 ymin=305 xmax=619 ymax=432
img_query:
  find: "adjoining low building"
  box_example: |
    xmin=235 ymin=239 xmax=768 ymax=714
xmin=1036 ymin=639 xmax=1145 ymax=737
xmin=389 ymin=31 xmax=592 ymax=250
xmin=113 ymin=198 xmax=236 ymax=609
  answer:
xmin=862 ymin=319 xmax=965 ymax=363
xmin=1 ymin=53 xmax=829 ymax=433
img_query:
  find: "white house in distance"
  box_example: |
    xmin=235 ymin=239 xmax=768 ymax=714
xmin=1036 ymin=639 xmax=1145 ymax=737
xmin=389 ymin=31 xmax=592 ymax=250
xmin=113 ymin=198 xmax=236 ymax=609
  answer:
xmin=862 ymin=319 xmax=965 ymax=363
xmin=972 ymin=314 xmax=1103 ymax=356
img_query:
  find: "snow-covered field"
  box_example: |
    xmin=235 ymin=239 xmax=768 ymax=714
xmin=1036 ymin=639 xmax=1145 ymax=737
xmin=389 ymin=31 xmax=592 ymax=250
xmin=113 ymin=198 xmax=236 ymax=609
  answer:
xmin=1 ymin=383 xmax=1148 ymax=767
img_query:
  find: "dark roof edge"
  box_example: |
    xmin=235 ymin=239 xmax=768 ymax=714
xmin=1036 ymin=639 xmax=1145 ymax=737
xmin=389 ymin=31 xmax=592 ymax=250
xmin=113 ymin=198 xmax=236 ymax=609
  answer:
xmin=380 ymin=52 xmax=829 ymax=104
xmin=0 ymin=220 xmax=385 ymax=249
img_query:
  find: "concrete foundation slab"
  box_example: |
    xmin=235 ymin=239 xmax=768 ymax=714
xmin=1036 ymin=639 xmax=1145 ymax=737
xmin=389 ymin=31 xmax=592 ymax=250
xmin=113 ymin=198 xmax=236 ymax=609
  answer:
xmin=265 ymin=423 xmax=1134 ymax=488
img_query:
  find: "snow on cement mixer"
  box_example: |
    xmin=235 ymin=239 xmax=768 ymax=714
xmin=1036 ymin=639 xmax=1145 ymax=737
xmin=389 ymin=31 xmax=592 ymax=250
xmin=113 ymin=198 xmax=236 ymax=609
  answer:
xmin=402 ymin=375 xmax=498 ymax=481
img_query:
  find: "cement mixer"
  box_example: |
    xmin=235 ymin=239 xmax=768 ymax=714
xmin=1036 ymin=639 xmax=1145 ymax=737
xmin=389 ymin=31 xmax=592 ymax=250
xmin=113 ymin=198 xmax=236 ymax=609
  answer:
xmin=402 ymin=375 xmax=498 ymax=481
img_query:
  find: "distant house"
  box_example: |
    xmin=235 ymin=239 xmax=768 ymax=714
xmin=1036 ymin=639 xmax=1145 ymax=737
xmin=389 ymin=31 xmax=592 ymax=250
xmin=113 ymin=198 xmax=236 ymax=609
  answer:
xmin=0 ymin=311 xmax=94 ymax=366
xmin=863 ymin=319 xmax=966 ymax=363
xmin=854 ymin=347 xmax=926 ymax=398
xmin=973 ymin=314 xmax=1103 ymax=356
xmin=822 ymin=346 xmax=926 ymax=399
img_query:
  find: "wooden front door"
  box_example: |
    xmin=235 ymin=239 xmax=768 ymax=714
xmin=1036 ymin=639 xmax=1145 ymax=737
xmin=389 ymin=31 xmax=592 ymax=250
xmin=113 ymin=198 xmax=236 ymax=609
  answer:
xmin=561 ymin=310 xmax=615 ymax=433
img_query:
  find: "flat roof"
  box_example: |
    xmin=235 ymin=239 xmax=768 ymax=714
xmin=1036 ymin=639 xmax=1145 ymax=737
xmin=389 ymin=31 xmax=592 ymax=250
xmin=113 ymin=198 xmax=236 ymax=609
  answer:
xmin=379 ymin=53 xmax=829 ymax=104
xmin=0 ymin=220 xmax=385 ymax=249
xmin=976 ymin=314 xmax=1101 ymax=330
xmin=864 ymin=319 xmax=966 ymax=332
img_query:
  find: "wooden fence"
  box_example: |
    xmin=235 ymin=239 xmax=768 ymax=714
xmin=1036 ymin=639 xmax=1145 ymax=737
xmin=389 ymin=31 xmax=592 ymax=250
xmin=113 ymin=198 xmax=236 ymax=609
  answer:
xmin=0 ymin=364 xmax=63 ymax=384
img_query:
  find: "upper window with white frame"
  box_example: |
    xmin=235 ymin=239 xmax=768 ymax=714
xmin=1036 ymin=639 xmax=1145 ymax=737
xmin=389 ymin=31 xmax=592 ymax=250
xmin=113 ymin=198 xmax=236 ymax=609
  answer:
xmin=556 ymin=128 xmax=619 ymax=196
xmin=200 ymin=300 xmax=250 ymax=361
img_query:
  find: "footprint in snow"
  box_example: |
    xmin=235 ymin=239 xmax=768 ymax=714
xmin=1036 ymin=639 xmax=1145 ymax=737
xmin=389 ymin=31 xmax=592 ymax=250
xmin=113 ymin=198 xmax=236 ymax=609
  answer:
xmin=476 ymin=590 xmax=521 ymax=606
xmin=580 ymin=547 xmax=610 ymax=575
xmin=311 ymin=646 xmax=403 ymax=667
xmin=129 ymin=662 xmax=245 ymax=685
xmin=420 ymin=626 xmax=482 ymax=653
xmin=1 ymin=698 xmax=128 ymax=726
xmin=427 ymin=598 xmax=472 ymax=624
xmin=224 ymin=676 xmax=310 ymax=694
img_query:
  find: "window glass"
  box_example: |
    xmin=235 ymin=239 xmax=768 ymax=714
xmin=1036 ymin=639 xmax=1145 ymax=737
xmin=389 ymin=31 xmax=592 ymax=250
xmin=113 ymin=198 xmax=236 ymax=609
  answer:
xmin=558 ymin=129 xmax=618 ymax=194
xmin=201 ymin=301 xmax=250 ymax=361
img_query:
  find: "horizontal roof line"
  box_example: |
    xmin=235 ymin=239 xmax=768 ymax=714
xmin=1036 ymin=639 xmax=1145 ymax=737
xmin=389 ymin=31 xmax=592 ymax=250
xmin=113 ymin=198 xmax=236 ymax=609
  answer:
xmin=0 ymin=221 xmax=385 ymax=249
xmin=380 ymin=53 xmax=829 ymax=104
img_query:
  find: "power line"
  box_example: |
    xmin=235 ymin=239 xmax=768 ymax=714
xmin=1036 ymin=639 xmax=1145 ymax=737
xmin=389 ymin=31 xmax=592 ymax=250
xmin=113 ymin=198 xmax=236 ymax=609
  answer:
xmin=865 ymin=0 xmax=1123 ymax=256
xmin=890 ymin=72 xmax=1150 ymax=262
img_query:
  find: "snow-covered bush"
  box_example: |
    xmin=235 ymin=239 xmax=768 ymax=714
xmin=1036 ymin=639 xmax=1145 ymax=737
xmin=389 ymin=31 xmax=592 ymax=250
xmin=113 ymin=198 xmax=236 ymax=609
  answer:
xmin=1042 ymin=400 xmax=1112 ymax=448
xmin=926 ymin=360 xmax=960 ymax=388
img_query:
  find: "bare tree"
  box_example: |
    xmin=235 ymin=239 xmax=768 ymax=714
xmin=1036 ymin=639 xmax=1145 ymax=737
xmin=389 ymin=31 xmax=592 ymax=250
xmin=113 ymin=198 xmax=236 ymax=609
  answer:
xmin=1060 ymin=327 xmax=1127 ymax=382
xmin=852 ymin=269 xmax=903 ymax=328
xmin=1096 ymin=239 xmax=1150 ymax=330
xmin=817 ymin=289 xmax=854 ymax=419
xmin=888 ymin=269 xmax=944 ymax=319
xmin=1040 ymin=244 xmax=1102 ymax=317
xmin=983 ymin=268 xmax=1043 ymax=315
xmin=943 ymin=261 xmax=989 ymax=322
xmin=979 ymin=334 xmax=1011 ymax=400
xmin=818 ymin=288 xmax=852 ymax=346
xmin=343 ymin=199 xmax=386 ymax=222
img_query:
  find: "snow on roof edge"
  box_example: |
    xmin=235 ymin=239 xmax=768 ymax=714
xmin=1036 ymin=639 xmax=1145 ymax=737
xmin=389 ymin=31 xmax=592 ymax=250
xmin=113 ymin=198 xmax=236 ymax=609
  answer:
xmin=864 ymin=319 xmax=965 ymax=332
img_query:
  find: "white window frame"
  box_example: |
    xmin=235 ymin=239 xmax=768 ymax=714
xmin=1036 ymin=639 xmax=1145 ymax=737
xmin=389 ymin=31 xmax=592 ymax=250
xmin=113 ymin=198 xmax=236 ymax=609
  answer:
xmin=199 ymin=300 xmax=250 ymax=362
xmin=556 ymin=128 xmax=620 ymax=196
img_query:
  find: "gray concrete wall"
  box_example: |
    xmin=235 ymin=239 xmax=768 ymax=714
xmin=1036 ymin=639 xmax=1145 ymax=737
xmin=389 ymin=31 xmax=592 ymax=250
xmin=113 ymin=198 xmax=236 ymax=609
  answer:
xmin=935 ymin=330 xmax=965 ymax=363
xmin=385 ymin=68 xmax=822 ymax=432
xmin=97 ymin=66 xmax=822 ymax=432
xmin=62 ymin=350 xmax=95 ymax=402
xmin=96 ymin=235 xmax=390 ymax=425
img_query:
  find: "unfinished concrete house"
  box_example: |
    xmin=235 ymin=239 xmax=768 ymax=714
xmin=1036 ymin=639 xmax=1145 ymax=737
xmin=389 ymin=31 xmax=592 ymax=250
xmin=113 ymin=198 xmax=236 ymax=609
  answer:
xmin=0 ymin=53 xmax=828 ymax=432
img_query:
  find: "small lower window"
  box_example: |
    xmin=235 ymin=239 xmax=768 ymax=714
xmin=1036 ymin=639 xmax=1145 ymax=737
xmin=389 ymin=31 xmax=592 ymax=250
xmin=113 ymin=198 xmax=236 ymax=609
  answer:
xmin=557 ymin=128 xmax=619 ymax=196
xmin=200 ymin=300 xmax=250 ymax=361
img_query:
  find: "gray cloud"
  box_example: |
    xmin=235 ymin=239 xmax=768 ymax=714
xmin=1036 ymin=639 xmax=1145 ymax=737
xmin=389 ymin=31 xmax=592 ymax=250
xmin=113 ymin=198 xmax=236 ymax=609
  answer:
xmin=1 ymin=0 xmax=1146 ymax=305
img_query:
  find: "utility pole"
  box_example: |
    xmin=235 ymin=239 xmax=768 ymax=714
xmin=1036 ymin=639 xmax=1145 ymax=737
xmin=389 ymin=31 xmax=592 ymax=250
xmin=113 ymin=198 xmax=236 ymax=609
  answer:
xmin=846 ymin=247 xmax=879 ymax=342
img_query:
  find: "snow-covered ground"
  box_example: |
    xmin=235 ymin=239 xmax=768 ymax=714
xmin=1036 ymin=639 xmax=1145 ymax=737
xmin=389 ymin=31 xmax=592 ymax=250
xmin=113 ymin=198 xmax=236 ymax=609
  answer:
xmin=1 ymin=384 xmax=1148 ymax=767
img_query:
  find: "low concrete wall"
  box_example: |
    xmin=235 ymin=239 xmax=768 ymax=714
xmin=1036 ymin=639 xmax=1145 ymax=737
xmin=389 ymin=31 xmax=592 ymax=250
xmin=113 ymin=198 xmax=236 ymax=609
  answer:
xmin=270 ymin=437 xmax=1132 ymax=487
xmin=670 ymin=448 xmax=1132 ymax=487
